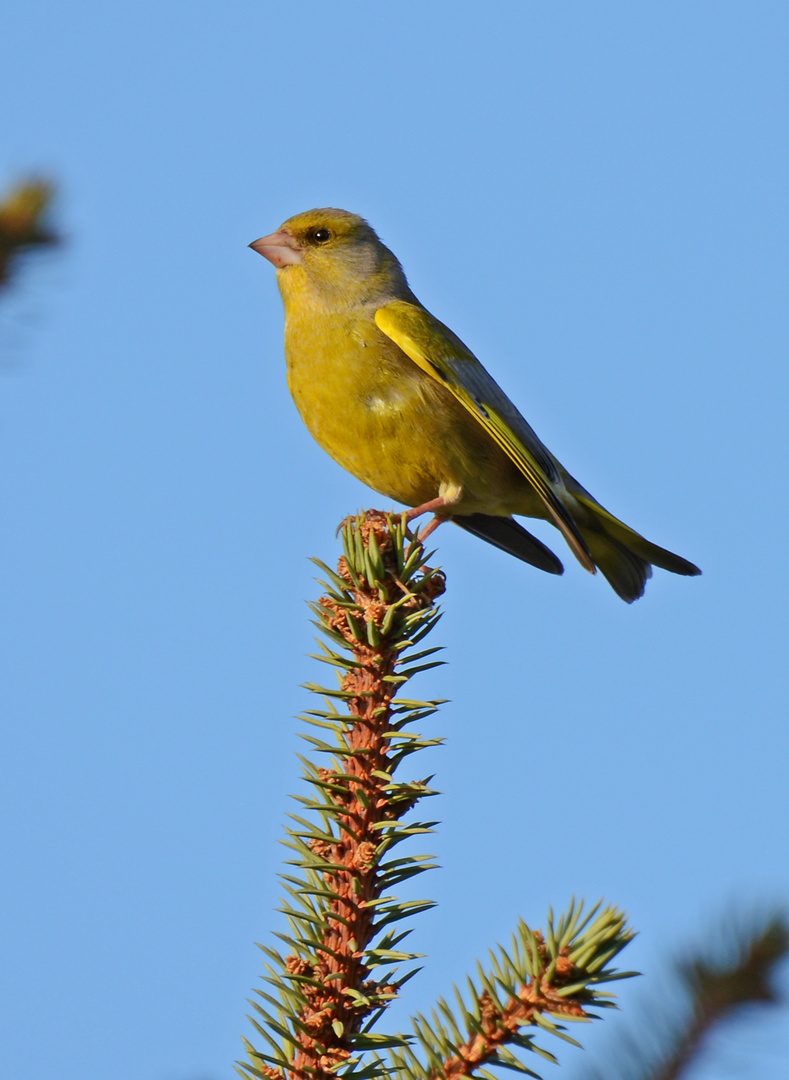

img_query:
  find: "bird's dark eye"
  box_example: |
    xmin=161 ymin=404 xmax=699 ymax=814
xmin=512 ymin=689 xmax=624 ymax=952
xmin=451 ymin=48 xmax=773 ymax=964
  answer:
xmin=310 ymin=228 xmax=332 ymax=244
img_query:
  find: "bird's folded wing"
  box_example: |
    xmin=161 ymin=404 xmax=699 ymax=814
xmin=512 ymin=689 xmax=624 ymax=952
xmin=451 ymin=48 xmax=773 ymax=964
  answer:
xmin=452 ymin=513 xmax=564 ymax=575
xmin=374 ymin=299 xmax=594 ymax=572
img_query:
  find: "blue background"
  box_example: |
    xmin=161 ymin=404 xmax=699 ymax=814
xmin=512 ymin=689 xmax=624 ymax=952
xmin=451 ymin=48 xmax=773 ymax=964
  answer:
xmin=2 ymin=4 xmax=787 ymax=1078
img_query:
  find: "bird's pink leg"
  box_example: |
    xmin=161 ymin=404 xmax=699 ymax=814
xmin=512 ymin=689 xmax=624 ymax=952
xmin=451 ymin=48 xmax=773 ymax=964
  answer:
xmin=404 ymin=496 xmax=447 ymax=522
xmin=417 ymin=515 xmax=446 ymax=541
xmin=405 ymin=497 xmax=450 ymax=542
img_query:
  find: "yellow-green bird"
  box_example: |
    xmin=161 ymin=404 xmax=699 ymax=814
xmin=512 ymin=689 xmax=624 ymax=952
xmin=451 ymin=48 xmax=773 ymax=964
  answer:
xmin=250 ymin=208 xmax=700 ymax=602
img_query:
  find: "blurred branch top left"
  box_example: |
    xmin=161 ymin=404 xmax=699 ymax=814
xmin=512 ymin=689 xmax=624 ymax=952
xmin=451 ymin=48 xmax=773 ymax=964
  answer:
xmin=0 ymin=179 xmax=58 ymax=292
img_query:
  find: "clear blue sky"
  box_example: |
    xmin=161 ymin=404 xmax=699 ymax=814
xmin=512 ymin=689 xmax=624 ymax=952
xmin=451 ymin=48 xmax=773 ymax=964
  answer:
xmin=2 ymin=4 xmax=788 ymax=1079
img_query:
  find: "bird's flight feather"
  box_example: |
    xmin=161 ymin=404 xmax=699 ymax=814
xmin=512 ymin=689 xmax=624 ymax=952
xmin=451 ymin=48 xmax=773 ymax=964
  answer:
xmin=374 ymin=300 xmax=595 ymax=573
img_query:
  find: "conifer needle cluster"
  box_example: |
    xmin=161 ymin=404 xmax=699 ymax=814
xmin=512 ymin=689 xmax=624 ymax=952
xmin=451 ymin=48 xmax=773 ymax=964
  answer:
xmin=0 ymin=180 xmax=57 ymax=289
xmin=239 ymin=512 xmax=637 ymax=1080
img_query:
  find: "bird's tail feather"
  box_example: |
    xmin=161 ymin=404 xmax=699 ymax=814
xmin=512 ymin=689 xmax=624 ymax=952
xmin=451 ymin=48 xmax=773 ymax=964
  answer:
xmin=579 ymin=525 xmax=652 ymax=603
xmin=570 ymin=488 xmax=701 ymax=603
xmin=453 ymin=514 xmax=564 ymax=575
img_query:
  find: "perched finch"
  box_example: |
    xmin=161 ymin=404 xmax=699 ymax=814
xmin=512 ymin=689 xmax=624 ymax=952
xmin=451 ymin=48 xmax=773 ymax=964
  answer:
xmin=251 ymin=208 xmax=700 ymax=602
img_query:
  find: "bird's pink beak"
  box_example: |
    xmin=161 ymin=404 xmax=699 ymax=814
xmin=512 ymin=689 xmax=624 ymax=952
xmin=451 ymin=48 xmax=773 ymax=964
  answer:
xmin=249 ymin=230 xmax=303 ymax=268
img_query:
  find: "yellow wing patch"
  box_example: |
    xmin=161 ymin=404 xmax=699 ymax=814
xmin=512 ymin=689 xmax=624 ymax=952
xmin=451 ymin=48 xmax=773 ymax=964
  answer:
xmin=375 ymin=301 xmax=594 ymax=573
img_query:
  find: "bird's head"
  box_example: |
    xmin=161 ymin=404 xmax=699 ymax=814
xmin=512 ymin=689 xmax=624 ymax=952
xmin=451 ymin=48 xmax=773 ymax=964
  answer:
xmin=249 ymin=208 xmax=410 ymax=308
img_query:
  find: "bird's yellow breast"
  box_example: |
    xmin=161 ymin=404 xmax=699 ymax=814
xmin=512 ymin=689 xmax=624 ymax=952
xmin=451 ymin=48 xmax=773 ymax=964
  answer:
xmin=283 ymin=298 xmax=539 ymax=516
